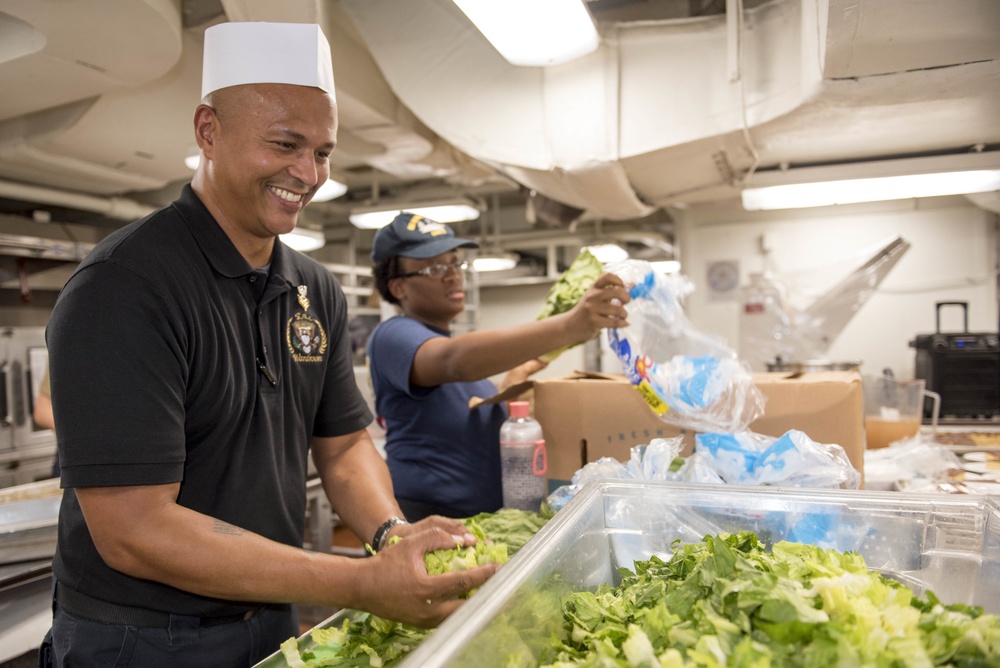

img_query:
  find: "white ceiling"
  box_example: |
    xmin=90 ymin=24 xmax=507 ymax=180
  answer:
xmin=0 ymin=0 xmax=997 ymax=247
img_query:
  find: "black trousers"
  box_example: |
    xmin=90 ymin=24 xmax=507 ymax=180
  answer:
xmin=38 ymin=602 xmax=296 ymax=667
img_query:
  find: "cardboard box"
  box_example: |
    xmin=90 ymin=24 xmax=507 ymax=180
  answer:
xmin=532 ymin=373 xmax=689 ymax=482
xmin=520 ymin=370 xmax=864 ymax=486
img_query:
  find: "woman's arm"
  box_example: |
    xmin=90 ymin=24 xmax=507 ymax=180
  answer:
xmin=410 ymin=272 xmax=630 ymax=387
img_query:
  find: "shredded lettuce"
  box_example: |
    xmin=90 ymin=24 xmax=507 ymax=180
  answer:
xmin=283 ymin=525 xmax=1000 ymax=667
xmin=279 ymin=509 xmax=550 ymax=667
xmin=279 ymin=636 xmax=307 ymax=667
xmin=423 ymin=518 xmax=509 ymax=595
xmin=533 ymin=532 xmax=1000 ymax=667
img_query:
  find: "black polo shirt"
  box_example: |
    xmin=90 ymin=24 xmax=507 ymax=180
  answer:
xmin=47 ymin=184 xmax=372 ymax=617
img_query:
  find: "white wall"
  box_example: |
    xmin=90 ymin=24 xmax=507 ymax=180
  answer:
xmin=674 ymin=196 xmax=998 ymax=379
xmin=473 ymin=195 xmax=999 ymax=385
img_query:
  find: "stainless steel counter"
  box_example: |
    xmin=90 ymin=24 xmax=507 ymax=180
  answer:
xmin=0 ymin=559 xmax=52 ymax=664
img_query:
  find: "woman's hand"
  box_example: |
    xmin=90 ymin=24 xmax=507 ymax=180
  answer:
xmin=563 ymin=272 xmax=631 ymax=342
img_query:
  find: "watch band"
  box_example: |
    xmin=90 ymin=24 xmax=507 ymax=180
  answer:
xmin=372 ymin=516 xmax=408 ymax=553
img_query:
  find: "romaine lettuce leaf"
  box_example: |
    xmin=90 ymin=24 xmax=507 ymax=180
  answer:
xmin=535 ymin=250 xmax=603 ymax=362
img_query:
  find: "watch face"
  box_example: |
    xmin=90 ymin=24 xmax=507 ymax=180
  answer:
xmin=707 ymin=261 xmax=739 ymax=292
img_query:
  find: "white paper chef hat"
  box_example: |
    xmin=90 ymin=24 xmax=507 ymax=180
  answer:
xmin=201 ymin=22 xmax=335 ymax=99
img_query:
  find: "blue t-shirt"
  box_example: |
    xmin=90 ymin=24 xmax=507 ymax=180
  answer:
xmin=367 ymin=316 xmax=506 ymax=516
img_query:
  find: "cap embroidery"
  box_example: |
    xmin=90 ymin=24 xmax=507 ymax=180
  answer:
xmin=406 ymin=214 xmax=448 ymax=237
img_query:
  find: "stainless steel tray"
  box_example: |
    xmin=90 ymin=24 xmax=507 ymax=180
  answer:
xmin=0 ymin=479 xmax=61 ymax=566
xmin=255 ymin=481 xmax=1000 ymax=667
xmin=253 ymin=610 xmax=352 ymax=668
xmin=402 ymin=481 xmax=1000 ymax=667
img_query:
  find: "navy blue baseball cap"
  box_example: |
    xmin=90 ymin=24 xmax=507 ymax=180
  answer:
xmin=371 ymin=212 xmax=479 ymax=262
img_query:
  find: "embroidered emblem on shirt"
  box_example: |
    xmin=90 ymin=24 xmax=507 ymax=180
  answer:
xmin=287 ymin=311 xmax=327 ymax=362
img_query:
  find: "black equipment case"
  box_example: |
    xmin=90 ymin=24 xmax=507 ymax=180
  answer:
xmin=910 ymin=301 xmax=1000 ymax=418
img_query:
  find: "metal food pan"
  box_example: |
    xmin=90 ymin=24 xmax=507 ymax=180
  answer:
xmin=0 ymin=481 xmax=61 ymax=565
xmin=253 ymin=609 xmax=351 ymax=668
xmin=399 ymin=480 xmax=1000 ymax=668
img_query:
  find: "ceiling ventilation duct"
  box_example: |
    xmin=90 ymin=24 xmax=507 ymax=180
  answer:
xmin=525 ymin=190 xmax=585 ymax=229
xmin=338 ymin=0 xmax=1000 ymax=216
xmin=337 ymin=0 xmax=823 ymax=219
xmin=0 ymin=0 xmax=186 ymax=194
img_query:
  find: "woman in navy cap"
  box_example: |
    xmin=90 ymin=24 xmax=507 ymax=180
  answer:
xmin=368 ymin=212 xmax=631 ymax=521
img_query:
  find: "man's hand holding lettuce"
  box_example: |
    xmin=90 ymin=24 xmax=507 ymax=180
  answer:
xmin=279 ymin=510 xmax=550 ymax=668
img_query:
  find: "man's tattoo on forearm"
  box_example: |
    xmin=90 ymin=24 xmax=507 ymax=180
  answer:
xmin=212 ymin=519 xmax=245 ymax=536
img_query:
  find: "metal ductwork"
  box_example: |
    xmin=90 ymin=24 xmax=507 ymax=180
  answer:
xmin=337 ymin=0 xmax=1000 ymax=217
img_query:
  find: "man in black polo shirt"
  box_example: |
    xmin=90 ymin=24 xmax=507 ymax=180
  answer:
xmin=39 ymin=22 xmax=494 ymax=667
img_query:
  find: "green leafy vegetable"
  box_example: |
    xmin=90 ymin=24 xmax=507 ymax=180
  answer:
xmin=424 ymin=518 xmax=509 ymax=596
xmin=281 ymin=612 xmax=429 ymax=668
xmin=280 ymin=509 xmax=550 ymax=668
xmin=535 ymin=250 xmax=604 ymax=362
xmin=283 ymin=526 xmax=1000 ymax=667
xmin=279 ymin=637 xmax=307 ymax=667
xmin=533 ymin=532 xmax=1000 ymax=667
xmin=466 ymin=508 xmax=553 ymax=554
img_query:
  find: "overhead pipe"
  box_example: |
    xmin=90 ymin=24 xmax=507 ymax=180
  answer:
xmin=0 ymin=180 xmax=155 ymax=222
xmin=482 ymin=227 xmax=673 ymax=252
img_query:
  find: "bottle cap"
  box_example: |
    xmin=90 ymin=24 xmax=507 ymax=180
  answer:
xmin=509 ymin=401 xmax=530 ymax=419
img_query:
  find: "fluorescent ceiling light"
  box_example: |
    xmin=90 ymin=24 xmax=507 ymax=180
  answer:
xmin=473 ymin=251 xmax=519 ymax=272
xmin=743 ymin=170 xmax=1000 ymax=211
xmin=452 ymin=0 xmax=599 ymax=67
xmin=585 ymin=243 xmax=629 ymax=263
xmin=649 ymin=260 xmax=681 ymax=274
xmin=741 ymin=153 xmax=1000 ymax=211
xmin=280 ymin=227 xmax=325 ymax=252
xmin=350 ymin=204 xmax=481 ymax=229
xmin=310 ymin=179 xmax=348 ymax=202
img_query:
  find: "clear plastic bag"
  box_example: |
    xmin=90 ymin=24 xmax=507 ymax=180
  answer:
xmin=545 ymin=428 xmax=860 ymax=513
xmin=864 ymin=435 xmax=962 ymax=491
xmin=625 ymin=436 xmax=685 ymax=481
xmin=546 ymin=436 xmax=686 ymax=510
xmin=605 ymin=260 xmax=765 ymax=433
xmin=692 ymin=430 xmax=861 ymax=489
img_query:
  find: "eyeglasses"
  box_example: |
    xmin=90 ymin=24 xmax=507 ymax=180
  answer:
xmin=396 ymin=260 xmax=469 ymax=280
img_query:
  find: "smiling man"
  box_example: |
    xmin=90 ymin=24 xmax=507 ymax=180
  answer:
xmin=40 ymin=22 xmax=494 ymax=668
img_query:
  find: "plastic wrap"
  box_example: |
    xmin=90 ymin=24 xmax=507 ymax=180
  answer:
xmin=605 ymin=260 xmax=764 ymax=433
xmin=864 ymin=435 xmax=963 ymax=491
xmin=692 ymin=430 xmax=861 ymax=489
xmin=739 ymin=236 xmax=910 ymax=370
xmin=546 ymin=428 xmax=860 ymax=511
xmin=546 ymin=436 xmax=686 ymax=510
